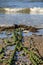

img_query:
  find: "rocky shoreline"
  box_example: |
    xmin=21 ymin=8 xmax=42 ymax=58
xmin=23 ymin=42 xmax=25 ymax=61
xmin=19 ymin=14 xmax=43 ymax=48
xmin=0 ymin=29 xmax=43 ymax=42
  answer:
xmin=0 ymin=24 xmax=43 ymax=65
xmin=0 ymin=24 xmax=39 ymax=32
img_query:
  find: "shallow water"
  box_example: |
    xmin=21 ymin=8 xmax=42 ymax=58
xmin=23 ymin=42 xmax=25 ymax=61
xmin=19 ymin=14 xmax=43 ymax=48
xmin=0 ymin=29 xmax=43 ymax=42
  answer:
xmin=0 ymin=31 xmax=12 ymax=38
xmin=23 ymin=29 xmax=43 ymax=36
xmin=0 ymin=29 xmax=43 ymax=39
xmin=0 ymin=13 xmax=43 ymax=28
xmin=6 ymin=45 xmax=16 ymax=51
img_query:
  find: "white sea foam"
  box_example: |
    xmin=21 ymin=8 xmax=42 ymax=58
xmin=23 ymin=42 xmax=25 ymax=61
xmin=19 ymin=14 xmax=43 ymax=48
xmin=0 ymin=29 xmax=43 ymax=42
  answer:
xmin=4 ymin=8 xmax=25 ymax=13
xmin=2 ymin=7 xmax=43 ymax=14
xmin=30 ymin=7 xmax=43 ymax=14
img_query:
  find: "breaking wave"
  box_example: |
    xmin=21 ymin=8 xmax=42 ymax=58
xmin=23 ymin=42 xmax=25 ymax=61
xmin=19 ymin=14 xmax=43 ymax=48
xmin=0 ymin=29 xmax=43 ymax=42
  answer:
xmin=0 ymin=7 xmax=43 ymax=14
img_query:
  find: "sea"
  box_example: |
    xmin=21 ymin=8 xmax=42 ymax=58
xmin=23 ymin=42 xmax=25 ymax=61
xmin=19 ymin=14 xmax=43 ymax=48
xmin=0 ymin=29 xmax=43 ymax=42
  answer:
xmin=0 ymin=0 xmax=43 ymax=28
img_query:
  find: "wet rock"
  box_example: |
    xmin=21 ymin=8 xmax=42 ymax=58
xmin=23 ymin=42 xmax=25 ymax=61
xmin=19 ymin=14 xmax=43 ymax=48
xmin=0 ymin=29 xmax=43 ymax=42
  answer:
xmin=23 ymin=36 xmax=30 ymax=48
xmin=28 ymin=26 xmax=38 ymax=32
xmin=16 ymin=51 xmax=31 ymax=65
xmin=29 ymin=35 xmax=43 ymax=57
xmin=0 ymin=39 xmax=4 ymax=44
xmin=19 ymin=25 xmax=38 ymax=32
xmin=0 ymin=24 xmax=38 ymax=32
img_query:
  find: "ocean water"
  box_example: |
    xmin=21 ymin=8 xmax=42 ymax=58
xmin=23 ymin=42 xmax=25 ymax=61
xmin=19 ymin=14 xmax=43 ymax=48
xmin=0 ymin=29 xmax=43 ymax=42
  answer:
xmin=0 ymin=0 xmax=43 ymax=8
xmin=0 ymin=0 xmax=43 ymax=28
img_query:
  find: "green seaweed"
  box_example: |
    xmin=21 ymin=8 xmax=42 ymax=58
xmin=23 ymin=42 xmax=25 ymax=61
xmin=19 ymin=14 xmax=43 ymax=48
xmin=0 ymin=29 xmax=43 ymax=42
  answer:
xmin=0 ymin=28 xmax=43 ymax=65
